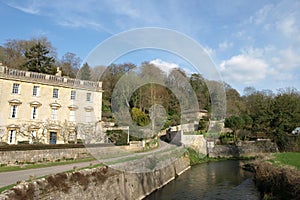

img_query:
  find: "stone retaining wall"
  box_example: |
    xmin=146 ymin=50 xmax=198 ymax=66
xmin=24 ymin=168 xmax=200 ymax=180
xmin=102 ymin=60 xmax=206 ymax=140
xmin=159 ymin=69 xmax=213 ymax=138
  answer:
xmin=208 ymin=141 xmax=278 ymax=158
xmin=181 ymin=134 xmax=207 ymax=155
xmin=0 ymin=148 xmax=91 ymax=165
xmin=0 ymin=157 xmax=190 ymax=200
xmin=0 ymin=145 xmax=146 ymax=166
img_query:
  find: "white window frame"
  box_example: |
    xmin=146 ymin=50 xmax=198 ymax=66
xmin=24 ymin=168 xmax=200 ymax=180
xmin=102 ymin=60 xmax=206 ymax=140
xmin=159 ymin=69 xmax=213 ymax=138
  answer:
xmin=70 ymin=90 xmax=76 ymax=100
xmin=10 ymin=105 xmax=18 ymax=118
xmin=53 ymin=88 xmax=59 ymax=99
xmin=51 ymin=108 xmax=57 ymax=120
xmin=12 ymin=83 xmax=20 ymax=94
xmin=86 ymin=92 xmax=92 ymax=101
xmin=8 ymin=130 xmax=16 ymax=144
xmin=32 ymin=86 xmax=40 ymax=96
xmin=69 ymin=110 xmax=75 ymax=122
xmin=85 ymin=111 xmax=91 ymax=123
xmin=29 ymin=130 xmax=37 ymax=144
xmin=31 ymin=107 xmax=38 ymax=119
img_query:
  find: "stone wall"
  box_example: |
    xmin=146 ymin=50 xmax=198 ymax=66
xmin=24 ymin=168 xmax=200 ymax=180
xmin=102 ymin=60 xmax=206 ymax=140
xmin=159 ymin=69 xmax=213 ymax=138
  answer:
xmin=285 ymin=135 xmax=300 ymax=152
xmin=0 ymin=144 xmax=148 ymax=166
xmin=208 ymin=141 xmax=278 ymax=158
xmin=181 ymin=134 xmax=207 ymax=155
xmin=0 ymin=148 xmax=91 ymax=165
xmin=0 ymin=157 xmax=190 ymax=200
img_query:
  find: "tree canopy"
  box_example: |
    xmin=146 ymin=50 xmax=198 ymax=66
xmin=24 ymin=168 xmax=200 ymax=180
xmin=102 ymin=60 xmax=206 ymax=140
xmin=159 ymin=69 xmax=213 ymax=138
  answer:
xmin=78 ymin=62 xmax=91 ymax=80
xmin=24 ymin=42 xmax=56 ymax=74
xmin=1 ymin=37 xmax=299 ymax=151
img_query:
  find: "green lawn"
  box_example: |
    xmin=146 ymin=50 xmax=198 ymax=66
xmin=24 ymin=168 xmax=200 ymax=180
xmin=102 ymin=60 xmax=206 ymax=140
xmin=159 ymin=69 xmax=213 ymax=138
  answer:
xmin=270 ymin=152 xmax=300 ymax=170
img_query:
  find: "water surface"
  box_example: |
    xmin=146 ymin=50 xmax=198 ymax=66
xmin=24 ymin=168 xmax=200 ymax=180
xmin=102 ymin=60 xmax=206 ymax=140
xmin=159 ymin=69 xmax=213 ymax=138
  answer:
xmin=145 ymin=160 xmax=260 ymax=200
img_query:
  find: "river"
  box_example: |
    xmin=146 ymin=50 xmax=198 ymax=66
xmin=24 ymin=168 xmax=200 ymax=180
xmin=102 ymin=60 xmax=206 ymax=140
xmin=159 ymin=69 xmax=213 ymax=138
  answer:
xmin=144 ymin=160 xmax=260 ymax=200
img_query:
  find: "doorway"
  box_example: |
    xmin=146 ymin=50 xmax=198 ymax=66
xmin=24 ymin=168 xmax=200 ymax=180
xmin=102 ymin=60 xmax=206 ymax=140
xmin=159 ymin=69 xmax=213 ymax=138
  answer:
xmin=49 ymin=131 xmax=57 ymax=144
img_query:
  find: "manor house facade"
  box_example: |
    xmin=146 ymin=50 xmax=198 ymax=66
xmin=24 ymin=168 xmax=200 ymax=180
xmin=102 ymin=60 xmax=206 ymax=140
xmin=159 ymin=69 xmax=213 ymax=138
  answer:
xmin=0 ymin=63 xmax=103 ymax=144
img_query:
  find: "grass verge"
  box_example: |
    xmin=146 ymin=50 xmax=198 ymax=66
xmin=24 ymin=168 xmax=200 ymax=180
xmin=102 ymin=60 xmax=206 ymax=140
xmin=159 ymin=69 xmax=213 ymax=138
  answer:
xmin=0 ymin=161 xmax=104 ymax=194
xmin=186 ymin=148 xmax=255 ymax=166
xmin=0 ymin=184 xmax=15 ymax=193
xmin=268 ymin=152 xmax=300 ymax=170
xmin=0 ymin=157 xmax=96 ymax=173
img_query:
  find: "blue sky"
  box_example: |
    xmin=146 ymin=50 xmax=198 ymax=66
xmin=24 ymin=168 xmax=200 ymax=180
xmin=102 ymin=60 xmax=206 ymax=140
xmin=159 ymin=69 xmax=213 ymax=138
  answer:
xmin=0 ymin=0 xmax=299 ymax=94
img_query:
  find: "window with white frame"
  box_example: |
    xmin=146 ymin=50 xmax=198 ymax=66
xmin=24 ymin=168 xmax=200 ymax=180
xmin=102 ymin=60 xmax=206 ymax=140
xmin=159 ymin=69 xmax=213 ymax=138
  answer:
xmin=85 ymin=111 xmax=91 ymax=122
xmin=51 ymin=108 xmax=57 ymax=120
xmin=53 ymin=88 xmax=59 ymax=98
xmin=70 ymin=90 xmax=76 ymax=100
xmin=29 ymin=130 xmax=36 ymax=144
xmin=12 ymin=83 xmax=20 ymax=94
xmin=69 ymin=110 xmax=75 ymax=121
xmin=8 ymin=130 xmax=16 ymax=144
xmin=10 ymin=105 xmax=18 ymax=118
xmin=86 ymin=92 xmax=92 ymax=101
xmin=32 ymin=86 xmax=40 ymax=96
xmin=31 ymin=107 xmax=38 ymax=119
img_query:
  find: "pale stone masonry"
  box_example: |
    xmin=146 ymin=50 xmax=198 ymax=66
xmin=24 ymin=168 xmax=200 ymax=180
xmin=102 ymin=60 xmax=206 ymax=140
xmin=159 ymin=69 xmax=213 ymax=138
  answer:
xmin=0 ymin=156 xmax=190 ymax=200
xmin=0 ymin=63 xmax=103 ymax=144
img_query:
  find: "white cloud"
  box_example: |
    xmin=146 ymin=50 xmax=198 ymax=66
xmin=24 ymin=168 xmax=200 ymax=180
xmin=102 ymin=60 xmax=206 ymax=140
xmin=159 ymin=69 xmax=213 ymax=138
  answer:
xmin=4 ymin=0 xmax=116 ymax=33
xmin=202 ymin=46 xmax=215 ymax=58
xmin=220 ymin=44 xmax=299 ymax=90
xmin=245 ymin=0 xmax=300 ymax=43
xmin=150 ymin=59 xmax=180 ymax=75
xmin=6 ymin=0 xmax=41 ymax=14
xmin=276 ymin=48 xmax=300 ymax=70
xmin=276 ymin=14 xmax=300 ymax=42
xmin=252 ymin=4 xmax=274 ymax=25
xmin=108 ymin=0 xmax=140 ymax=19
xmin=220 ymin=54 xmax=268 ymax=84
xmin=218 ymin=41 xmax=233 ymax=51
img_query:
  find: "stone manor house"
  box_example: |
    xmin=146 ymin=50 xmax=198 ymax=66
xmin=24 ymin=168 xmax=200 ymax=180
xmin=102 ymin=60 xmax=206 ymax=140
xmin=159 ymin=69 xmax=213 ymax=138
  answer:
xmin=0 ymin=63 xmax=103 ymax=144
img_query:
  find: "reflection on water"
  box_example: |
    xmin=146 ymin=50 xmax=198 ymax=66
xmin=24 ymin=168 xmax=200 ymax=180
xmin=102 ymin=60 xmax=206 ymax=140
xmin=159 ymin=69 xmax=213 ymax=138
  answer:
xmin=144 ymin=160 xmax=260 ymax=200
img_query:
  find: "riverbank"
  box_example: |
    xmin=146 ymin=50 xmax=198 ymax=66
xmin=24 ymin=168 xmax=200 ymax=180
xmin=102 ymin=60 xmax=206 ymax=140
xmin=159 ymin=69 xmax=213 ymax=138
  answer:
xmin=186 ymin=147 xmax=255 ymax=166
xmin=0 ymin=156 xmax=190 ymax=199
xmin=251 ymin=153 xmax=300 ymax=200
xmin=145 ymin=160 xmax=260 ymax=200
xmin=208 ymin=140 xmax=279 ymax=158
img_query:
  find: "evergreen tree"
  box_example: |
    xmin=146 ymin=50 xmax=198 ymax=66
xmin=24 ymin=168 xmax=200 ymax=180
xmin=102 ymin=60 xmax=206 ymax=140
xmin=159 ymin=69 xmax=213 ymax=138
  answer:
xmin=78 ymin=62 xmax=91 ymax=80
xmin=24 ymin=42 xmax=55 ymax=74
xmin=225 ymin=115 xmax=245 ymax=140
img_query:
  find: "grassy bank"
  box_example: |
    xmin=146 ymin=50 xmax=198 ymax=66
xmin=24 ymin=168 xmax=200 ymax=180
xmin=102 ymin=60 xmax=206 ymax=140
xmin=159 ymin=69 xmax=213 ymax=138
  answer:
xmin=254 ymin=161 xmax=300 ymax=200
xmin=186 ymin=148 xmax=254 ymax=166
xmin=252 ymin=152 xmax=300 ymax=199
xmin=268 ymin=152 xmax=300 ymax=170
